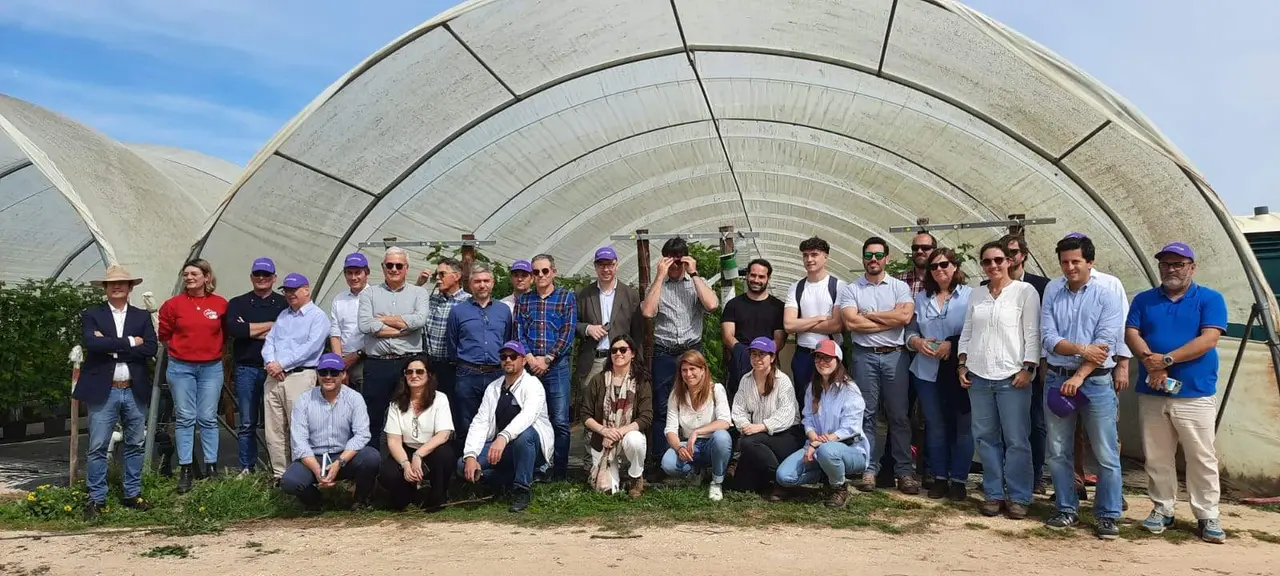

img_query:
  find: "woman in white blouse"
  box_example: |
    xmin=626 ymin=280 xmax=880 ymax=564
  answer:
xmin=729 ymin=337 xmax=802 ymax=499
xmin=957 ymin=241 xmax=1042 ymax=520
xmin=662 ymin=350 xmax=733 ymax=501
xmin=379 ymin=357 xmax=455 ymax=511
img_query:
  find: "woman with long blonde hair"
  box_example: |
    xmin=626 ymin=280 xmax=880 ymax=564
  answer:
xmin=661 ymin=350 xmax=732 ymax=501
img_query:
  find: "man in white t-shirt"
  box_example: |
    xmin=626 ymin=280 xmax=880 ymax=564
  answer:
xmin=783 ymin=237 xmax=847 ymax=407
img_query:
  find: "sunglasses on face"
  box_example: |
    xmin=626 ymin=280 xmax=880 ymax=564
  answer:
xmin=911 ymin=244 xmax=935 ymax=253
xmin=533 ymin=268 xmax=553 ymax=276
xmin=863 ymin=251 xmax=887 ymax=261
xmin=404 ymin=368 xmax=427 ymax=376
xmin=499 ymin=353 xmax=521 ymax=361
xmin=980 ymin=257 xmax=1006 ymax=267
xmin=610 ymin=346 xmax=631 ymax=355
xmin=251 ymin=271 xmax=274 ymax=279
xmin=383 ymin=262 xmax=406 ymax=270
xmin=317 ymin=369 xmax=343 ymax=378
xmin=1007 ymin=248 xmax=1022 ymax=256
xmin=928 ymin=261 xmax=954 ymax=271
xmin=814 ymin=354 xmax=838 ymax=363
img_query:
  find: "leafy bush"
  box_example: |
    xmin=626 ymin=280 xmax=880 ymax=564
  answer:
xmin=0 ymin=278 xmax=101 ymax=415
xmin=23 ymin=483 xmax=85 ymax=518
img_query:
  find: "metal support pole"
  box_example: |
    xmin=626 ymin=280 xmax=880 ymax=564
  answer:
xmin=636 ymin=228 xmax=654 ymax=368
xmin=718 ymin=225 xmax=737 ymax=381
xmin=1007 ymin=213 xmax=1026 ymax=238
xmin=142 ymin=293 xmax=164 ymax=469
xmin=460 ymin=233 xmax=477 ymax=289
xmin=1217 ymin=303 xmax=1261 ymax=431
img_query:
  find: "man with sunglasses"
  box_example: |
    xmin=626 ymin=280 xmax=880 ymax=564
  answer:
xmin=447 ymin=262 xmax=512 ymax=449
xmin=421 ymin=257 xmax=471 ymax=415
xmin=896 ymin=232 xmax=938 ymax=295
xmin=460 ymin=341 xmax=554 ymax=512
xmin=514 ymin=254 xmax=577 ymax=481
xmin=262 ymin=273 xmax=331 ymax=480
xmin=501 ymin=260 xmax=535 ymax=313
xmin=1125 ymin=242 xmax=1228 ymax=544
xmin=223 ymin=257 xmax=287 ymax=476
xmin=280 ymin=352 xmax=379 ymax=512
xmin=839 ymin=237 xmax=917 ymax=494
xmin=358 ymin=247 xmax=429 ymax=451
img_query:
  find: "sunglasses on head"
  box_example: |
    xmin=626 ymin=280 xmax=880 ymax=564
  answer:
xmin=383 ymin=262 xmax=406 ymax=270
xmin=532 ymin=268 xmax=553 ymax=276
xmin=980 ymin=256 xmax=1007 ymax=267
xmin=499 ymin=352 xmax=521 ymax=361
xmin=403 ymin=368 xmax=427 ymax=376
xmin=863 ymin=251 xmax=887 ymax=261
xmin=317 ymin=369 xmax=343 ymax=378
xmin=911 ymin=244 xmax=935 ymax=253
xmin=928 ymin=261 xmax=954 ymax=271
xmin=251 ymin=271 xmax=274 ymax=279
xmin=610 ymin=346 xmax=630 ymax=354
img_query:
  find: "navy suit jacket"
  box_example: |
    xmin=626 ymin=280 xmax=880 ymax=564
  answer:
xmin=77 ymin=304 xmax=158 ymax=405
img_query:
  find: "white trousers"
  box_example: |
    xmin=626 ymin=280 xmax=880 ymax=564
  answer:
xmin=589 ymin=429 xmax=647 ymax=493
xmin=1138 ymin=394 xmax=1221 ymax=519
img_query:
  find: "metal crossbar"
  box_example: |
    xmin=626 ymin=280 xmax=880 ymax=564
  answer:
xmin=356 ymin=240 xmax=496 ymax=248
xmin=888 ymin=217 xmax=1056 ymax=233
xmin=608 ymin=231 xmax=761 ymax=241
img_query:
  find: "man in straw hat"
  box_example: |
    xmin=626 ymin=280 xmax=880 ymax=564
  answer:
xmin=78 ymin=264 xmax=158 ymax=521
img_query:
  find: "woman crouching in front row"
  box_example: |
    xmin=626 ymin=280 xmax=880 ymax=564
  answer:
xmin=582 ymin=335 xmax=652 ymax=498
xmin=662 ymin=350 xmax=733 ymax=501
xmin=776 ymin=340 xmax=870 ymax=507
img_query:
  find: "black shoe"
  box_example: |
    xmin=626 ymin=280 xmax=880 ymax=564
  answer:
xmin=1034 ymin=480 xmax=1048 ymax=495
xmin=948 ymin=481 xmax=968 ymax=502
xmin=927 ymin=479 xmax=948 ymax=499
xmin=350 ymin=501 xmax=372 ymax=513
xmin=1095 ymin=517 xmax=1119 ymax=540
xmin=204 ymin=464 xmax=218 ymax=479
xmin=84 ymin=501 xmax=102 ymax=522
xmin=1045 ymin=511 xmax=1079 ymax=530
xmin=121 ymin=496 xmax=151 ymax=511
xmin=177 ymin=465 xmax=193 ymax=494
xmin=509 ymin=488 xmax=532 ymax=513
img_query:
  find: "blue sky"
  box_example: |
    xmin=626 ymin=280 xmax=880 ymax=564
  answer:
xmin=1 ymin=0 xmax=1275 ymax=213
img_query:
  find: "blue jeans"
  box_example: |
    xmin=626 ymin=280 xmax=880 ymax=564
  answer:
xmin=851 ymin=347 xmax=912 ymax=476
xmin=454 ymin=367 xmax=498 ymax=448
xmin=280 ymin=446 xmax=380 ymax=505
xmin=649 ymin=350 xmax=681 ymax=462
xmin=1046 ymin=370 xmax=1123 ymax=518
xmin=86 ymin=388 xmax=146 ymax=504
xmin=915 ymin=373 xmax=974 ymax=482
xmin=1030 ymin=372 xmax=1048 ymax=485
xmin=661 ymin=429 xmax=732 ymax=480
xmin=541 ymin=358 xmax=571 ymax=479
xmin=457 ymin=427 xmax=545 ymax=491
xmin=968 ymin=374 xmax=1034 ymax=504
xmin=233 ymin=365 xmax=267 ymax=471
xmin=167 ymin=358 xmax=224 ymax=466
xmin=790 ymin=346 xmax=816 ymax=407
xmin=776 ymin=441 xmax=868 ymax=487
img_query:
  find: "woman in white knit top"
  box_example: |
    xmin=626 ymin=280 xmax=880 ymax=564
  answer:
xmin=729 ymin=337 xmax=803 ymax=499
xmin=662 ymin=350 xmax=732 ymax=501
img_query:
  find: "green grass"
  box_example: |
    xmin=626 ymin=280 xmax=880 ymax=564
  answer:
xmin=963 ymin=522 xmax=989 ymax=530
xmin=1259 ymin=504 xmax=1280 ymax=515
xmin=140 ymin=545 xmax=190 ymax=559
xmin=1247 ymin=530 xmax=1280 ymax=544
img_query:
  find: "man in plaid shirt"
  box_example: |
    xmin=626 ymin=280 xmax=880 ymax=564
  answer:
xmin=894 ymin=231 xmax=936 ymax=295
xmin=515 ymin=253 xmax=578 ymax=481
xmin=421 ymin=257 xmax=470 ymax=404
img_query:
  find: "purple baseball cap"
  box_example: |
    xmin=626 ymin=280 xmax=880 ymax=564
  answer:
xmin=317 ymin=353 xmax=345 ymax=372
xmin=499 ymin=340 xmax=527 ymax=356
xmin=594 ymin=246 xmax=618 ymax=262
xmin=343 ymin=252 xmax=369 ymax=269
xmin=1047 ymin=386 xmax=1091 ymax=418
xmin=251 ymin=257 xmax=276 ymax=274
xmin=748 ymin=337 xmax=777 ymax=355
xmin=510 ymin=260 xmax=533 ymax=274
xmin=1063 ymin=232 xmax=1088 ymax=240
xmin=282 ymin=273 xmax=309 ymax=289
xmin=1155 ymin=242 xmax=1195 ymax=261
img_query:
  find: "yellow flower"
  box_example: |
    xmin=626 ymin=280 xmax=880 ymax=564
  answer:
xmin=38 ymin=484 xmax=50 ymax=491
xmin=199 ymin=506 xmax=206 ymax=513
xmin=63 ymin=505 xmax=72 ymax=512
xmin=27 ymin=493 xmax=36 ymax=502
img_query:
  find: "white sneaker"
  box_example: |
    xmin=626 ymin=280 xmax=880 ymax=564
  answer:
xmin=237 ymin=468 xmax=252 ymax=478
xmin=708 ymin=483 xmax=723 ymax=501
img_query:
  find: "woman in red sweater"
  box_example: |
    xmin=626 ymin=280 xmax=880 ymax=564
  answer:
xmin=158 ymin=258 xmax=228 ymax=493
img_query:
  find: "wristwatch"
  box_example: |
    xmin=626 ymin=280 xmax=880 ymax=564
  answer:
xmin=1162 ymin=354 xmax=1175 ymax=367
xmin=337 ymin=458 xmax=347 ymax=468
xmin=1021 ymin=364 xmax=1036 ymax=375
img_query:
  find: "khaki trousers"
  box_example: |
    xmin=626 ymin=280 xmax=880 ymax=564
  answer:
xmin=1138 ymin=394 xmax=1221 ymax=519
xmin=264 ymin=370 xmax=318 ymax=478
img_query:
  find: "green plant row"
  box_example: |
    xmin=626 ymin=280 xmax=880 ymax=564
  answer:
xmin=0 ymin=279 xmax=101 ymax=417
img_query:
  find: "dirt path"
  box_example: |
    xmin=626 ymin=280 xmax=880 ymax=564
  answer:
xmin=3 ymin=500 xmax=1279 ymax=576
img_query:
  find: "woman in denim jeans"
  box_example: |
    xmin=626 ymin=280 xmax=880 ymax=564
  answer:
xmin=775 ymin=339 xmax=869 ymax=508
xmin=905 ymin=248 xmax=973 ymax=501
xmin=661 ymin=350 xmax=732 ymax=501
xmin=957 ymin=242 xmax=1042 ymax=519
xmin=158 ymin=259 xmax=227 ymax=493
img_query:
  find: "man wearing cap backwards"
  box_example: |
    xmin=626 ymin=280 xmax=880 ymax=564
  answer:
xmin=328 ymin=253 xmax=371 ymax=392
xmin=1125 ymin=242 xmax=1229 ymax=544
xmin=447 ymin=261 xmax=513 ymax=449
xmin=721 ymin=258 xmax=786 ymax=401
xmin=575 ymin=246 xmax=645 ymax=467
xmin=1039 ymin=234 xmax=1127 ymax=539
xmin=420 ymin=257 xmax=471 ymax=413
xmin=261 ymin=272 xmax=331 ymax=479
xmin=280 ymin=352 xmax=379 ymax=511
xmin=77 ymin=265 xmax=158 ymax=521
xmin=224 ymin=257 xmax=288 ymax=476
xmin=501 ymin=260 xmax=534 ymax=313
xmin=358 ymin=247 xmax=429 ymax=451
xmin=514 ymin=253 xmax=577 ymax=481
xmin=460 ymin=341 xmax=555 ymax=512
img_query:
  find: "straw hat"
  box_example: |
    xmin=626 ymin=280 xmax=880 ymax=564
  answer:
xmin=90 ymin=265 xmax=143 ymax=287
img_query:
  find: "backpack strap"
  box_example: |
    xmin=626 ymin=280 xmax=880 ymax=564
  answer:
xmin=794 ymin=278 xmax=808 ymax=318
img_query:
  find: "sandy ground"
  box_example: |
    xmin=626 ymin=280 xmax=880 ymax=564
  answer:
xmin=3 ymin=496 xmax=1279 ymax=576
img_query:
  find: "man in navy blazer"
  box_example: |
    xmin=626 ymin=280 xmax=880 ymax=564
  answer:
xmin=77 ymin=265 xmax=158 ymax=521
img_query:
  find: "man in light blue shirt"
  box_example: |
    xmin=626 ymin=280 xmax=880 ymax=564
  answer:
xmin=838 ymin=236 xmax=916 ymax=494
xmin=280 ymin=352 xmax=379 ymax=511
xmin=262 ymin=273 xmax=331 ymax=479
xmin=1039 ymin=235 xmax=1126 ymax=540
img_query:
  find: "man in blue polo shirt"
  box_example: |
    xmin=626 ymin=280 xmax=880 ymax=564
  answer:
xmin=447 ymin=262 xmax=513 ymax=449
xmin=1125 ymin=242 xmax=1228 ymax=544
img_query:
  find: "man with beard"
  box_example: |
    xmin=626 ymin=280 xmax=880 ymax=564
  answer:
xmin=839 ymin=237 xmax=916 ymax=494
xmin=896 ymin=231 xmax=937 ymax=295
xmin=447 ymin=262 xmax=513 ymax=449
xmin=501 ymin=260 xmax=534 ymax=313
xmin=514 ymin=254 xmax=578 ymax=481
xmin=223 ymin=257 xmax=287 ymax=476
xmin=720 ymin=258 xmax=786 ymax=400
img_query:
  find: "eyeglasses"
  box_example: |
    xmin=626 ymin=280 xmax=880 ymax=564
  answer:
xmin=383 ymin=262 xmax=406 ymax=270
xmin=594 ymin=261 xmax=617 ymax=268
xmin=1158 ymin=261 xmax=1191 ymax=271
xmin=814 ymin=354 xmax=838 ymax=363
xmin=928 ymin=261 xmax=954 ymax=271
xmin=251 ymin=271 xmax=274 ymax=279
xmin=433 ymin=270 xmax=453 ymax=278
xmin=403 ymin=368 xmax=427 ymax=376
xmin=610 ymin=347 xmax=630 ymax=354
xmin=532 ymin=268 xmax=553 ymax=276
xmin=499 ymin=352 xmax=521 ymax=361
xmin=911 ymin=244 xmax=935 ymax=253
xmin=317 ymin=369 xmax=343 ymax=378
xmin=980 ymin=257 xmax=1006 ymax=267
xmin=863 ymin=251 xmax=887 ymax=261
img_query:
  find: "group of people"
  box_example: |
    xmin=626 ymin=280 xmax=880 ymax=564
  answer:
xmin=73 ymin=230 xmax=1230 ymax=543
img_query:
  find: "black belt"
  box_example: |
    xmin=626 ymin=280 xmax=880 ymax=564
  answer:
xmin=286 ymin=366 xmax=316 ymax=374
xmin=655 ymin=340 xmax=700 ymax=356
xmin=457 ymin=361 xmax=500 ymax=373
xmin=368 ymin=353 xmax=414 ymax=361
xmin=1047 ymin=364 xmax=1112 ymax=378
xmin=854 ymin=344 xmax=905 ymax=354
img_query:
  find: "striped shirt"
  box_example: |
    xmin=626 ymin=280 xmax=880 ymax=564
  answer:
xmin=654 ymin=275 xmax=704 ymax=346
xmin=515 ymin=286 xmax=577 ymax=358
xmin=425 ymin=288 xmax=470 ymax=359
xmin=731 ymin=370 xmax=800 ymax=434
xmin=289 ymin=385 xmax=370 ymax=460
xmin=357 ymin=282 xmax=429 ymax=357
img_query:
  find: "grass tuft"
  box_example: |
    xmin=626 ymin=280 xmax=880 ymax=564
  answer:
xmin=1247 ymin=530 xmax=1280 ymax=544
xmin=140 ymin=545 xmax=191 ymax=559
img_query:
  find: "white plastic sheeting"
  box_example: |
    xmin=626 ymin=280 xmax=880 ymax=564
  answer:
xmin=191 ymin=0 xmax=1280 ymax=482
xmin=0 ymin=94 xmax=237 ymax=293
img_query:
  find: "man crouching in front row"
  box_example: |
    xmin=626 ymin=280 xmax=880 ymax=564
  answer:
xmin=460 ymin=341 xmax=555 ymax=512
xmin=280 ymin=352 xmax=380 ymax=511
